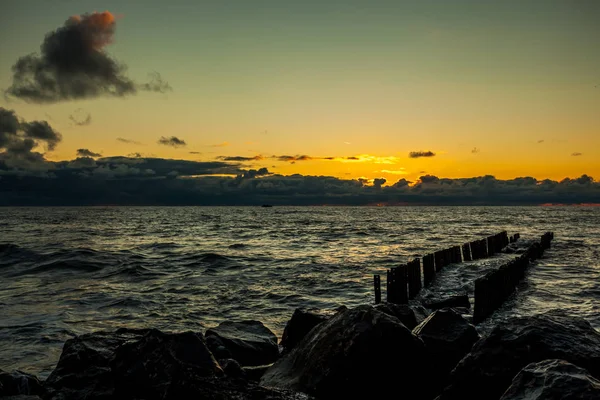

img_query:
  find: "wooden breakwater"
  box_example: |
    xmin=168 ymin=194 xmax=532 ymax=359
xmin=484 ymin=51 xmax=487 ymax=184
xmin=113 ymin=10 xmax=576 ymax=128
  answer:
xmin=473 ymin=231 xmax=554 ymax=323
xmin=373 ymin=231 xmax=517 ymax=305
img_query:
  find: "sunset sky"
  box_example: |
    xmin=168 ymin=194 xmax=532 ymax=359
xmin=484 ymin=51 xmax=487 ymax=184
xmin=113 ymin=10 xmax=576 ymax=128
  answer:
xmin=1 ymin=0 xmax=599 ymax=186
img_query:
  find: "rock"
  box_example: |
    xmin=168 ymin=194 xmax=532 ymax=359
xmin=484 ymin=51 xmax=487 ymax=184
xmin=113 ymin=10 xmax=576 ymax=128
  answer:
xmin=44 ymin=328 xmax=150 ymax=400
xmin=438 ymin=311 xmax=600 ymax=400
xmin=413 ymin=309 xmax=480 ymax=396
xmin=280 ymin=309 xmax=328 ymax=353
xmin=500 ymin=359 xmax=600 ymax=400
xmin=111 ymin=329 xmax=223 ymax=399
xmin=206 ymin=321 xmax=279 ymax=366
xmin=1 ymin=396 xmax=43 ymax=400
xmin=206 ymin=335 xmax=233 ymax=360
xmin=0 ymin=370 xmax=43 ymax=397
xmin=243 ymin=364 xmax=272 ymax=382
xmin=374 ymin=302 xmax=419 ymax=329
xmin=219 ymin=359 xmax=246 ymax=379
xmin=260 ymin=305 xmax=427 ymax=399
xmin=423 ymin=295 xmax=470 ymax=311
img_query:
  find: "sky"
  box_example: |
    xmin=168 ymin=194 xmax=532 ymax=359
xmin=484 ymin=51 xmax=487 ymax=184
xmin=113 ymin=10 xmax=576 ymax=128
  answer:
xmin=1 ymin=1 xmax=600 ymax=205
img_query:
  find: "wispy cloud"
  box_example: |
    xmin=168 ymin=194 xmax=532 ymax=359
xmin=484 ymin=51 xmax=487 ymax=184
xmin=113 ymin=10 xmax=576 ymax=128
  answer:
xmin=572 ymin=152 xmax=583 ymax=156
xmin=380 ymin=169 xmax=408 ymax=175
xmin=158 ymin=136 xmax=186 ymax=147
xmin=211 ymin=142 xmax=229 ymax=147
xmin=117 ymin=137 xmax=143 ymax=145
xmin=471 ymin=147 xmax=480 ymax=154
xmin=409 ymin=151 xmax=436 ymax=158
xmin=69 ymin=109 xmax=92 ymax=126
xmin=538 ymin=140 xmax=545 ymax=144
xmin=76 ymin=148 xmax=101 ymax=158
xmin=218 ymin=155 xmax=264 ymax=162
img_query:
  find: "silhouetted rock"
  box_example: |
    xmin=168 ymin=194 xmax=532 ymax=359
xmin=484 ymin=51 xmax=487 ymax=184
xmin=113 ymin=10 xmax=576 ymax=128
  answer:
xmin=1 ymin=396 xmax=43 ymax=400
xmin=44 ymin=328 xmax=150 ymax=400
xmin=111 ymin=329 xmax=223 ymax=398
xmin=280 ymin=309 xmax=328 ymax=353
xmin=260 ymin=305 xmax=427 ymax=399
xmin=206 ymin=321 xmax=279 ymax=366
xmin=243 ymin=364 xmax=272 ymax=382
xmin=438 ymin=311 xmax=600 ymax=400
xmin=374 ymin=302 xmax=419 ymax=329
xmin=219 ymin=358 xmax=246 ymax=379
xmin=413 ymin=308 xmax=479 ymax=396
xmin=206 ymin=335 xmax=233 ymax=360
xmin=0 ymin=370 xmax=42 ymax=397
xmin=500 ymin=359 xmax=600 ymax=400
xmin=423 ymin=295 xmax=470 ymax=310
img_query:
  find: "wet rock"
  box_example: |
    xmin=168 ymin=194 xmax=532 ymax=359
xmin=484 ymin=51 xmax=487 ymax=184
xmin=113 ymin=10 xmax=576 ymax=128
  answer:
xmin=243 ymin=364 xmax=272 ymax=382
xmin=206 ymin=321 xmax=279 ymax=366
xmin=500 ymin=359 xmax=600 ymax=400
xmin=260 ymin=305 xmax=427 ymax=399
xmin=280 ymin=309 xmax=328 ymax=353
xmin=423 ymin=294 xmax=470 ymax=311
xmin=374 ymin=302 xmax=419 ymax=329
xmin=206 ymin=335 xmax=233 ymax=360
xmin=0 ymin=370 xmax=43 ymax=397
xmin=438 ymin=311 xmax=600 ymax=400
xmin=219 ymin=358 xmax=246 ymax=379
xmin=44 ymin=328 xmax=150 ymax=400
xmin=413 ymin=308 xmax=479 ymax=395
xmin=111 ymin=329 xmax=223 ymax=398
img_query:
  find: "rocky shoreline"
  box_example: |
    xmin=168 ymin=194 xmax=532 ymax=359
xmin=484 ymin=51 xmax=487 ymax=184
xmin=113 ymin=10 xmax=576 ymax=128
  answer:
xmin=2 ymin=301 xmax=600 ymax=400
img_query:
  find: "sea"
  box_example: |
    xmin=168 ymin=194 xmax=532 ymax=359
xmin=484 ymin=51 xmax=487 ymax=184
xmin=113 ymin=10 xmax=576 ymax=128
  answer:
xmin=1 ymin=206 xmax=599 ymax=378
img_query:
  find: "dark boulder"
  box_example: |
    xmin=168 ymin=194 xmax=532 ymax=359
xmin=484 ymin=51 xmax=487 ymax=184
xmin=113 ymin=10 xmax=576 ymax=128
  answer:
xmin=44 ymin=328 xmax=150 ymax=400
xmin=206 ymin=321 xmax=279 ymax=366
xmin=423 ymin=295 xmax=470 ymax=311
xmin=0 ymin=396 xmax=43 ymax=400
xmin=206 ymin=335 xmax=233 ymax=360
xmin=374 ymin=302 xmax=419 ymax=329
xmin=0 ymin=370 xmax=43 ymax=397
xmin=500 ymin=359 xmax=600 ymax=400
xmin=260 ymin=305 xmax=427 ymax=399
xmin=438 ymin=312 xmax=600 ymax=400
xmin=111 ymin=329 xmax=223 ymax=399
xmin=280 ymin=309 xmax=328 ymax=353
xmin=413 ymin=309 xmax=479 ymax=395
xmin=243 ymin=364 xmax=272 ymax=382
xmin=219 ymin=358 xmax=246 ymax=379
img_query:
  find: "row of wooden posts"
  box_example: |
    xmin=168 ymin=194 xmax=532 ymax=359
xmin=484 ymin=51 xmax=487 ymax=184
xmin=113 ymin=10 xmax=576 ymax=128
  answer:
xmin=473 ymin=231 xmax=554 ymax=323
xmin=374 ymin=231 xmax=518 ymax=304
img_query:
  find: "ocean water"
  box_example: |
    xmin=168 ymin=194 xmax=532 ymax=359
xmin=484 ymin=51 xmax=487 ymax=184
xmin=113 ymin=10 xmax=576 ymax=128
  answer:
xmin=1 ymin=206 xmax=599 ymax=378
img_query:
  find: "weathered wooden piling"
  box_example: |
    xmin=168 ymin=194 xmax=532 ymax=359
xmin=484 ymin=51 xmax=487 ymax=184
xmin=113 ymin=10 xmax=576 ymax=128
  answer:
xmin=480 ymin=239 xmax=488 ymax=258
xmin=387 ymin=265 xmax=408 ymax=304
xmin=374 ymin=274 xmax=381 ymax=304
xmin=407 ymin=258 xmax=422 ymax=299
xmin=453 ymin=245 xmax=462 ymax=263
xmin=487 ymin=236 xmax=495 ymax=256
xmin=434 ymin=250 xmax=444 ymax=272
xmin=462 ymin=243 xmax=472 ymax=261
xmin=423 ymin=254 xmax=435 ymax=286
xmin=470 ymin=240 xmax=480 ymax=260
xmin=473 ymin=233 xmax=553 ymax=323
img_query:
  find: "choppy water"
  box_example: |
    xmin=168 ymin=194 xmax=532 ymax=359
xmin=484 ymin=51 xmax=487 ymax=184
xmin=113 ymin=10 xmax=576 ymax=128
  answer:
xmin=1 ymin=206 xmax=599 ymax=378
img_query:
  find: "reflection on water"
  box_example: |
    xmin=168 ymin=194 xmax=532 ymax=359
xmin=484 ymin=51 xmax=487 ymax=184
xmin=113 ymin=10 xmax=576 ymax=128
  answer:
xmin=0 ymin=206 xmax=599 ymax=377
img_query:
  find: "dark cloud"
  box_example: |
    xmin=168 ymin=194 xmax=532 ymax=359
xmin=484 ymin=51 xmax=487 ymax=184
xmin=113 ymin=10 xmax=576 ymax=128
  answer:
xmin=0 ymin=161 xmax=598 ymax=205
xmin=117 ymin=137 xmax=142 ymax=145
xmin=189 ymin=151 xmax=201 ymax=155
xmin=471 ymin=147 xmax=480 ymax=154
xmin=572 ymin=152 xmax=583 ymax=156
xmin=538 ymin=140 xmax=545 ymax=144
xmin=274 ymin=155 xmax=313 ymax=162
xmin=158 ymin=136 xmax=187 ymax=147
xmin=69 ymin=109 xmax=92 ymax=126
xmin=0 ymin=108 xmax=62 ymax=175
xmin=127 ymin=152 xmax=143 ymax=158
xmin=218 ymin=155 xmax=264 ymax=162
xmin=5 ymin=12 xmax=170 ymax=103
xmin=77 ymin=148 xmax=101 ymax=158
xmin=409 ymin=151 xmax=436 ymax=158
xmin=373 ymin=178 xmax=386 ymax=188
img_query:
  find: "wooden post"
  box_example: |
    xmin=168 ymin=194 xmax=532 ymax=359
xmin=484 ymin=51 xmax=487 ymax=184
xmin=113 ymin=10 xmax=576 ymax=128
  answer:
xmin=487 ymin=236 xmax=495 ymax=256
xmin=434 ymin=250 xmax=444 ymax=271
xmin=470 ymin=241 xmax=479 ymax=260
xmin=374 ymin=274 xmax=381 ymax=304
xmin=480 ymin=239 xmax=488 ymax=258
xmin=408 ymin=258 xmax=422 ymax=299
xmin=462 ymin=243 xmax=472 ymax=261
xmin=398 ymin=264 xmax=408 ymax=304
xmin=454 ymin=245 xmax=462 ymax=263
xmin=423 ymin=254 xmax=435 ymax=286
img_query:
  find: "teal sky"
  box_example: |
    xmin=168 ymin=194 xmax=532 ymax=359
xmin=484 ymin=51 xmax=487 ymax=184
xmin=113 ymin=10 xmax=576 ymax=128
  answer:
xmin=1 ymin=0 xmax=599 ymax=181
